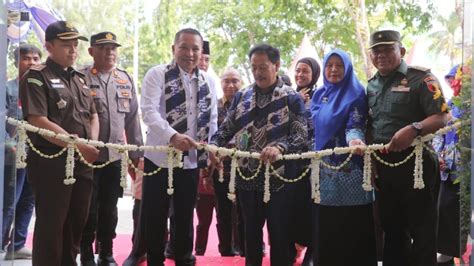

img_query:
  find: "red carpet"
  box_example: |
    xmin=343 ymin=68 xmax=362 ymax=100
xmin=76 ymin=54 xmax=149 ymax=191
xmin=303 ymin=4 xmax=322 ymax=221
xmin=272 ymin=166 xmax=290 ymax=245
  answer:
xmin=25 ymin=212 xmax=281 ymax=265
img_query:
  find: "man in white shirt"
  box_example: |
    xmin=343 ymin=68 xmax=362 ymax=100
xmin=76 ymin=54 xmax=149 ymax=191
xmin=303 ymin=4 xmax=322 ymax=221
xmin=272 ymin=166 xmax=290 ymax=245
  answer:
xmin=140 ymin=28 xmax=218 ymax=266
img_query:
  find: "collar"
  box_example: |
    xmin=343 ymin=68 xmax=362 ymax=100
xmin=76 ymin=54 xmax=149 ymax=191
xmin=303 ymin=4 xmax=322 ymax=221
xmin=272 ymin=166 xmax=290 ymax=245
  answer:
xmin=222 ymin=95 xmax=235 ymax=104
xmin=375 ymin=60 xmax=407 ymax=79
xmin=46 ymin=58 xmax=76 ymax=79
xmin=254 ymin=77 xmax=280 ymax=95
xmin=90 ymin=66 xmax=117 ymax=76
xmin=178 ymin=65 xmax=198 ymax=80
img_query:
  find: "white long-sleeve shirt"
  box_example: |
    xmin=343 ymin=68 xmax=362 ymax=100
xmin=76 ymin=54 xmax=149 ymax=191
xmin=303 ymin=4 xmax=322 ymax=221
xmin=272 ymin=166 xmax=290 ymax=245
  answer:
xmin=141 ymin=64 xmax=218 ymax=169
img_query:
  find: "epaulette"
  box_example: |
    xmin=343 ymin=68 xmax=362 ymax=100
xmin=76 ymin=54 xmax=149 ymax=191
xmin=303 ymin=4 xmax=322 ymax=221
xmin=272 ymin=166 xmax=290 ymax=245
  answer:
xmin=29 ymin=64 xmax=46 ymax=72
xmin=408 ymin=65 xmax=430 ymax=73
xmin=75 ymin=69 xmax=86 ymax=77
xmin=117 ymin=67 xmax=134 ymax=83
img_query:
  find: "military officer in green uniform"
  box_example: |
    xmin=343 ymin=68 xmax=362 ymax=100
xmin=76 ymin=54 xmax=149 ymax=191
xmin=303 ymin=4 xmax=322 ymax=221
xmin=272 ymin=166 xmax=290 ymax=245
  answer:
xmin=79 ymin=31 xmax=143 ymax=266
xmin=19 ymin=21 xmax=100 ymax=266
xmin=366 ymin=30 xmax=448 ymax=266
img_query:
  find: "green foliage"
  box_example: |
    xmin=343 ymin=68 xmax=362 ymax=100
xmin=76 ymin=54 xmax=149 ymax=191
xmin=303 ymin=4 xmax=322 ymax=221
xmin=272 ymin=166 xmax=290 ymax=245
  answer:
xmin=428 ymin=11 xmax=462 ymax=66
xmin=455 ymin=60 xmax=472 ymax=257
xmin=13 ymin=0 xmax=438 ymax=87
xmin=181 ymin=0 xmax=436 ymax=83
xmin=51 ymin=0 xmax=138 ymax=69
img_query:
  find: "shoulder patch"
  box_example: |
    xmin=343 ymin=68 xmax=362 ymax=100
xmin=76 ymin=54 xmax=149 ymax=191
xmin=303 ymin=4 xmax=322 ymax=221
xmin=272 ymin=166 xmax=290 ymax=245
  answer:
xmin=409 ymin=65 xmax=430 ymax=72
xmin=75 ymin=70 xmax=86 ymax=77
xmin=27 ymin=78 xmax=43 ymax=87
xmin=29 ymin=64 xmax=46 ymax=71
xmin=424 ymin=77 xmax=442 ymax=99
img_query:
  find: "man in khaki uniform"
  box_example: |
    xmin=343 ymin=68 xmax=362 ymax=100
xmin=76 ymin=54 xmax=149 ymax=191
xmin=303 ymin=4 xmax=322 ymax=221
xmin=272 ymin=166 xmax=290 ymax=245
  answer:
xmin=79 ymin=31 xmax=143 ymax=266
xmin=367 ymin=30 xmax=447 ymax=266
xmin=19 ymin=20 xmax=99 ymax=266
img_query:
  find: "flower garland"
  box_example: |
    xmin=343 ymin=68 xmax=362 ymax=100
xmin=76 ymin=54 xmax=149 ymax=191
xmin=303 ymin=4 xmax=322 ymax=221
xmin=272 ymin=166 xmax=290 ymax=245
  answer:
xmin=167 ymin=149 xmax=176 ymax=195
xmin=15 ymin=126 xmax=27 ymax=168
xmin=120 ymin=150 xmax=128 ymax=188
xmin=127 ymin=158 xmax=162 ymax=176
xmin=6 ymin=118 xmax=463 ymax=202
xmin=263 ymin=163 xmax=271 ymax=203
xmin=227 ymin=156 xmax=238 ymax=202
xmin=218 ymin=167 xmax=224 ymax=183
xmin=362 ymin=149 xmax=373 ymax=191
xmin=310 ymin=157 xmax=321 ymax=203
xmin=320 ymin=152 xmax=353 ymax=170
xmin=271 ymin=164 xmax=310 ymax=183
xmin=236 ymin=160 xmax=262 ymax=180
xmin=413 ymin=142 xmax=425 ymax=189
xmin=64 ymin=142 xmax=76 ymax=185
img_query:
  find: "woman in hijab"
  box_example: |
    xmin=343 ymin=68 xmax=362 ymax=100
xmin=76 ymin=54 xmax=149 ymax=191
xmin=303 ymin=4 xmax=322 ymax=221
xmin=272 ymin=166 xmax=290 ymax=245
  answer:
xmin=290 ymin=57 xmax=321 ymax=265
xmin=310 ymin=49 xmax=376 ymax=265
xmin=295 ymin=57 xmax=321 ymax=147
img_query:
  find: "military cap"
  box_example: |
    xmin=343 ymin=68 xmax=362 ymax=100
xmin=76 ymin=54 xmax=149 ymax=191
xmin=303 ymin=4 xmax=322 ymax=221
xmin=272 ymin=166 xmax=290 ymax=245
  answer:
xmin=369 ymin=30 xmax=401 ymax=49
xmin=45 ymin=21 xmax=88 ymax=42
xmin=90 ymin=31 xmax=122 ymax=47
xmin=203 ymin=40 xmax=210 ymax=55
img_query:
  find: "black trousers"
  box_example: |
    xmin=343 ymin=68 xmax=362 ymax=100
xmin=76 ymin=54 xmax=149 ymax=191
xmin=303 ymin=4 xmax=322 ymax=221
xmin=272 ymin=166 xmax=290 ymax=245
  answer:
xmin=81 ymin=161 xmax=123 ymax=250
xmin=213 ymin=173 xmax=236 ymax=254
xmin=129 ymin=198 xmax=147 ymax=258
xmin=437 ymin=178 xmax=460 ymax=257
xmin=142 ymin=158 xmax=198 ymax=266
xmin=312 ymin=204 xmax=377 ymax=266
xmin=290 ymin=176 xmax=312 ymax=247
xmin=238 ymin=186 xmax=294 ymax=266
xmin=375 ymin=149 xmax=437 ymax=266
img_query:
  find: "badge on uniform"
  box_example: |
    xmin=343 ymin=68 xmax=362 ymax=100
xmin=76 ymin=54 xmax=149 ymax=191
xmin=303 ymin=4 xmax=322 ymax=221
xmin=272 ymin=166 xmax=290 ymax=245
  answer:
xmin=120 ymin=90 xmax=130 ymax=97
xmin=57 ymin=99 xmax=67 ymax=109
xmin=122 ymin=100 xmax=129 ymax=108
xmin=391 ymin=86 xmax=410 ymax=92
xmin=322 ymin=96 xmax=329 ymax=103
xmin=91 ymin=90 xmax=97 ymax=97
xmin=117 ymin=79 xmax=128 ymax=84
xmin=424 ymin=77 xmax=442 ymax=100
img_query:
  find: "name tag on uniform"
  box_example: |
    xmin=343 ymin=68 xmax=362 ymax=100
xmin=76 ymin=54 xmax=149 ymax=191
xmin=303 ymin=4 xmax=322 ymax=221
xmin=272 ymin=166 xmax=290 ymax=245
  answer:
xmin=391 ymin=86 xmax=410 ymax=92
xmin=51 ymin=83 xmax=65 ymax=89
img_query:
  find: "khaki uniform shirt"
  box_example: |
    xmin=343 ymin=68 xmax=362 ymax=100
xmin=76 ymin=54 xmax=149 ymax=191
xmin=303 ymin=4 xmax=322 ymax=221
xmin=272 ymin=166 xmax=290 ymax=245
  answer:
xmin=19 ymin=58 xmax=96 ymax=149
xmin=367 ymin=60 xmax=448 ymax=144
xmin=82 ymin=66 xmax=143 ymax=162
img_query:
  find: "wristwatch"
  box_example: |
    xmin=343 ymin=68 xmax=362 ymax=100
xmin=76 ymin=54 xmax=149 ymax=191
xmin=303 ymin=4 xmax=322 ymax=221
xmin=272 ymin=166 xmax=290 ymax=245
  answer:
xmin=411 ymin=122 xmax=423 ymax=136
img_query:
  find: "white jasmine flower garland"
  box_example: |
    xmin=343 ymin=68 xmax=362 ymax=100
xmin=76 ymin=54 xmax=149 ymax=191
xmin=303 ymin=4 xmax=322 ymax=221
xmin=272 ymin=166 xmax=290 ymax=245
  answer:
xmin=6 ymin=118 xmax=462 ymax=200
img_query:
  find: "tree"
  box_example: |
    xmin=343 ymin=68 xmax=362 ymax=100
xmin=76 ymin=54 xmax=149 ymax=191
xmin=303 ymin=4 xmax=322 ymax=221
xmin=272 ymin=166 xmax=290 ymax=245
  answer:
xmin=428 ymin=11 xmax=462 ymax=66
xmin=181 ymin=0 xmax=435 ymax=83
